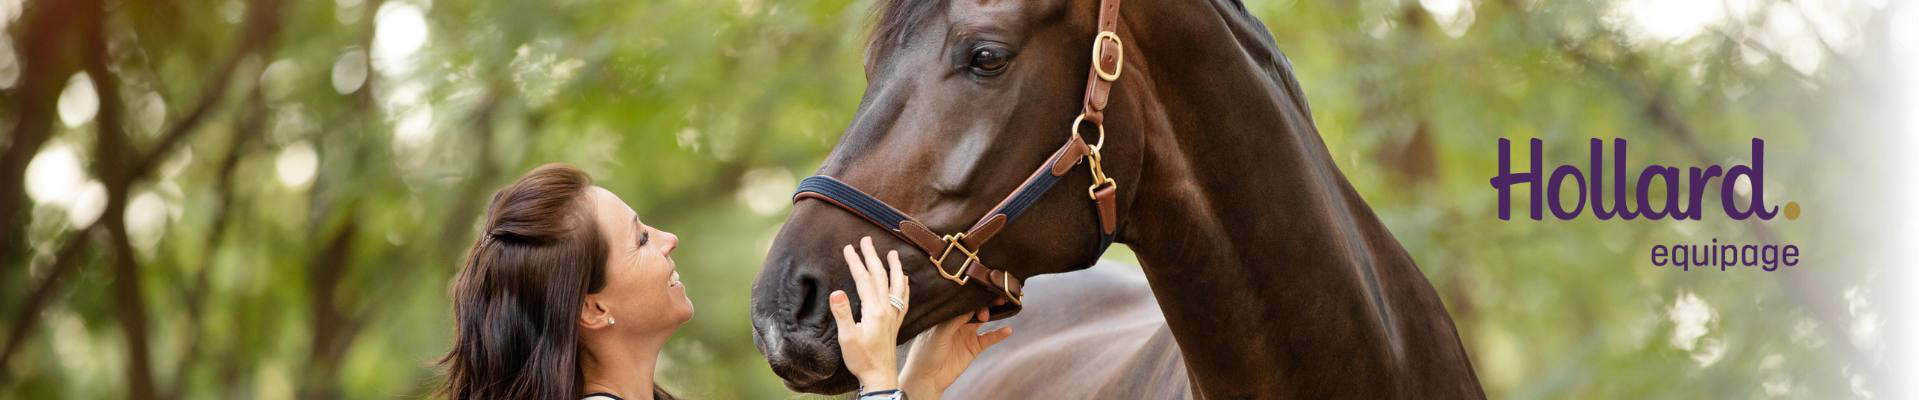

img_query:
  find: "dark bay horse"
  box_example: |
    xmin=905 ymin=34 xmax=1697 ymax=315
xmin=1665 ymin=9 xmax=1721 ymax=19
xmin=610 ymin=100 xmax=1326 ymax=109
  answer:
xmin=749 ymin=0 xmax=1486 ymax=397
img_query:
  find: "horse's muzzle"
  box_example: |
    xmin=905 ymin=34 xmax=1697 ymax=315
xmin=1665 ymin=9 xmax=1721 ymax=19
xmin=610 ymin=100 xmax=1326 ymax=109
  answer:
xmin=750 ymin=241 xmax=861 ymax=393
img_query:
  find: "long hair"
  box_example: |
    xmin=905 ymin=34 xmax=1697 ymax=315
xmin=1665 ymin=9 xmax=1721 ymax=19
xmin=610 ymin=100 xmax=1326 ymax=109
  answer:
xmin=438 ymin=164 xmax=673 ymax=400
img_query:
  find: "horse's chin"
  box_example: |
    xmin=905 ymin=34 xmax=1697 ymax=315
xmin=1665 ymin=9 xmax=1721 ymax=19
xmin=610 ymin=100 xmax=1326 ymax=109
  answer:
xmin=757 ymin=330 xmax=861 ymax=394
xmin=765 ymin=352 xmax=859 ymax=394
xmin=780 ymin=371 xmax=860 ymax=394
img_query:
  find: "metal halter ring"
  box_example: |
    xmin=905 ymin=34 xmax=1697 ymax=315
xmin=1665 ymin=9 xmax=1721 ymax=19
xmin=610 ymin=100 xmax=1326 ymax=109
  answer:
xmin=1071 ymin=113 xmax=1116 ymax=199
xmin=1092 ymin=31 xmax=1123 ymax=81
xmin=1071 ymin=113 xmax=1106 ymax=151
xmin=929 ymin=233 xmax=978 ymax=285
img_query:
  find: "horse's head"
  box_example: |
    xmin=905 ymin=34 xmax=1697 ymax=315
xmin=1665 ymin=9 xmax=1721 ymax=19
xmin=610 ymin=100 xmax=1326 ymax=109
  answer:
xmin=749 ymin=0 xmax=1142 ymax=393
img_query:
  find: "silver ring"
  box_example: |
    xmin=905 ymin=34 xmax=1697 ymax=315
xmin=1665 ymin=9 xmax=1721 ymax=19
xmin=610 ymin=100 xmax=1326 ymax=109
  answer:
xmin=888 ymin=296 xmax=906 ymax=313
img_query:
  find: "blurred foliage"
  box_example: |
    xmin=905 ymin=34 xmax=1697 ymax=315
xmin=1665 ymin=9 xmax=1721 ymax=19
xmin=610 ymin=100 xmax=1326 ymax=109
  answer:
xmin=0 ymin=0 xmax=1906 ymax=398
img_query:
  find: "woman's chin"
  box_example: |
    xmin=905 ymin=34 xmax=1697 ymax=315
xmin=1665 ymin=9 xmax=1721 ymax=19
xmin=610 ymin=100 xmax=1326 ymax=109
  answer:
xmin=672 ymin=290 xmax=695 ymax=323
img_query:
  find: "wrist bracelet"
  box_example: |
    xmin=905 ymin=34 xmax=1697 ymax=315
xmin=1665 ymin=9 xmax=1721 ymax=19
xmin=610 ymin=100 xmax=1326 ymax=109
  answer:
xmin=856 ymin=388 xmax=904 ymax=400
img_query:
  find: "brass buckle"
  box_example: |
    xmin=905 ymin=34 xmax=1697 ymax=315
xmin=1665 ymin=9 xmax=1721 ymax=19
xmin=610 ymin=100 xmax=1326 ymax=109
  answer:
xmin=929 ymin=233 xmax=977 ymax=285
xmin=1000 ymin=272 xmax=1023 ymax=305
xmin=1092 ymin=31 xmax=1123 ymax=81
xmin=1087 ymin=175 xmax=1117 ymax=200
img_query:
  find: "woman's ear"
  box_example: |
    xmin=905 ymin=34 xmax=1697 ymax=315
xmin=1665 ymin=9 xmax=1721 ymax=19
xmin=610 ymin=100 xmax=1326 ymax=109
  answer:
xmin=579 ymin=295 xmax=613 ymax=330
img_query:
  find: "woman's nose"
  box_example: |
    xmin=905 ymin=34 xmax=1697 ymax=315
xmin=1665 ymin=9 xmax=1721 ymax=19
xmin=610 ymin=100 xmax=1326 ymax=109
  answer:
xmin=662 ymin=231 xmax=680 ymax=255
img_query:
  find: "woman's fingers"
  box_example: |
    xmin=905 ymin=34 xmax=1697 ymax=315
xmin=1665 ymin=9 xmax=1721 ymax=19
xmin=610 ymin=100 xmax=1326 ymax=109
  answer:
xmin=828 ymin=290 xmax=857 ymax=336
xmin=842 ymin=244 xmax=879 ymax=319
xmin=978 ymin=326 xmax=1014 ymax=349
xmin=887 ymin=250 xmax=908 ymax=306
xmin=859 ymin=237 xmax=887 ymax=296
xmin=934 ymin=308 xmax=975 ymax=334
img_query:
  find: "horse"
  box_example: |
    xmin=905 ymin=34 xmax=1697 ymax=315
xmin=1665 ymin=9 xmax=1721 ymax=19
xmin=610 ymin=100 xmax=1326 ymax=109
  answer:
xmin=748 ymin=0 xmax=1486 ymax=397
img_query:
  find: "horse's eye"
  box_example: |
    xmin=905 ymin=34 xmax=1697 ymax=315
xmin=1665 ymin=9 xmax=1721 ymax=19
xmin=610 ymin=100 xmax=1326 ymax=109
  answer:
xmin=968 ymin=47 xmax=1011 ymax=76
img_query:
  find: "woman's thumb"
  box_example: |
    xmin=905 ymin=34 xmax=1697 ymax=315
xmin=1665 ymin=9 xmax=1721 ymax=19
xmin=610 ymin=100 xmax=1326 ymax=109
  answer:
xmin=829 ymin=290 xmax=856 ymax=331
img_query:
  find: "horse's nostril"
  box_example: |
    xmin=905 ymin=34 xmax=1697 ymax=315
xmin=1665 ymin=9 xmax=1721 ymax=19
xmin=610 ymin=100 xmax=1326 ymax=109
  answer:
xmin=794 ymin=271 xmax=824 ymax=324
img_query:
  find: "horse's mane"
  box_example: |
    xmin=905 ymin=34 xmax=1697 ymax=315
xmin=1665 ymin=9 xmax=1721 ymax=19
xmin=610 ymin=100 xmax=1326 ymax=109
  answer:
xmin=1200 ymin=0 xmax=1318 ymax=128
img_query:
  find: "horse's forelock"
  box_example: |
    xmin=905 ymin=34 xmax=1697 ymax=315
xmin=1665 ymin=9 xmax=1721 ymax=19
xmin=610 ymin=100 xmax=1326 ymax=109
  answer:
xmin=866 ymin=0 xmax=944 ymax=58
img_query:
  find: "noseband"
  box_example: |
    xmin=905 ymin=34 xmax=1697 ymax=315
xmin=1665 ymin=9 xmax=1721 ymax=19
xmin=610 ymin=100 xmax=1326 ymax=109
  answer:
xmin=792 ymin=0 xmax=1127 ymax=321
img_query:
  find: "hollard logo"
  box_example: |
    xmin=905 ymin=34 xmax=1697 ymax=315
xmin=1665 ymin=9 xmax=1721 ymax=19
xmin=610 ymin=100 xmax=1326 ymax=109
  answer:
xmin=1490 ymin=138 xmax=1802 ymax=221
xmin=1490 ymin=138 xmax=1804 ymax=272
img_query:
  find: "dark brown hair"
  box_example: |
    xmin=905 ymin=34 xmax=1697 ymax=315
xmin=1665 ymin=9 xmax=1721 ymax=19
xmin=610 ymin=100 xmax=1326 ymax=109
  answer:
xmin=438 ymin=164 xmax=673 ymax=400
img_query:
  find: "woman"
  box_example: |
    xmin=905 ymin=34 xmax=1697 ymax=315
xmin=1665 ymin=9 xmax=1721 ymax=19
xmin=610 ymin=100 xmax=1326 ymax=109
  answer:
xmin=438 ymin=164 xmax=1012 ymax=400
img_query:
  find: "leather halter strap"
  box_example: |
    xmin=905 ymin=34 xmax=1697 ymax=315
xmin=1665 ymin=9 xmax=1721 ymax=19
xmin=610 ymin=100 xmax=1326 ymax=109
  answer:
xmin=791 ymin=0 xmax=1125 ymax=321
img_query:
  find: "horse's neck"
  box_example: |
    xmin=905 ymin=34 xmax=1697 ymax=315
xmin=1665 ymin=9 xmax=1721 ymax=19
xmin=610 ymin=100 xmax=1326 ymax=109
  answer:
xmin=1113 ymin=6 xmax=1474 ymax=396
xmin=1124 ymin=110 xmax=1420 ymax=396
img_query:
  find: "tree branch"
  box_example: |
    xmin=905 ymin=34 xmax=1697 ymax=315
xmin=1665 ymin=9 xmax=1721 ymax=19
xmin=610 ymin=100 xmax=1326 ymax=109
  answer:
xmin=163 ymin=86 xmax=264 ymax=399
xmin=0 ymin=223 xmax=99 ymax=383
xmin=127 ymin=0 xmax=286 ymax=175
xmin=299 ymin=209 xmax=362 ymax=400
xmin=0 ymin=0 xmax=90 ymax=269
xmin=80 ymin=1 xmax=157 ymax=395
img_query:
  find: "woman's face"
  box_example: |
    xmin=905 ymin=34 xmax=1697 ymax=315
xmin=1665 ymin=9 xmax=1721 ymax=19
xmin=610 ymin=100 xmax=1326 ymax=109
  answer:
xmin=586 ymin=186 xmax=693 ymax=332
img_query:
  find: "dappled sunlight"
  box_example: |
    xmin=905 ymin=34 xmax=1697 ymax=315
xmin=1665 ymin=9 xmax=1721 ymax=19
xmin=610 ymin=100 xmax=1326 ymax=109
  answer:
xmin=510 ymin=41 xmax=587 ymax=109
xmin=55 ymin=73 xmax=95 ymax=128
xmin=25 ymin=143 xmax=106 ymax=227
xmin=736 ymin=167 xmax=796 ymax=216
xmin=125 ymin=192 xmax=170 ymax=255
xmin=1667 ymin=292 xmax=1716 ymax=354
xmin=1418 ymin=0 xmax=1475 ymax=38
xmin=334 ymin=0 xmax=364 ymax=25
xmin=1610 ymin=0 xmax=1748 ymax=42
xmin=132 ymin=91 xmax=166 ymax=137
xmin=47 ymin=310 xmax=111 ymax=394
xmin=259 ymin=59 xmax=305 ymax=102
xmin=331 ymin=48 xmax=369 ymax=94
xmin=391 ymin=102 xmax=435 ymax=150
xmin=25 ymin=143 xmax=83 ymax=207
xmin=372 ymin=2 xmax=429 ymax=77
xmin=1843 ymin=286 xmax=1883 ymax=351
xmin=275 ymin=141 xmax=318 ymax=189
xmin=0 ymin=36 xmax=17 ymax=89
xmin=65 ymin=181 xmax=105 ymax=229
xmin=0 ymin=0 xmax=19 ymax=26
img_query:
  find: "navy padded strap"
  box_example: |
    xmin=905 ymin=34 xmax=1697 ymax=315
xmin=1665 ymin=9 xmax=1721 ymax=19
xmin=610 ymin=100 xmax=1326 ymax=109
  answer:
xmin=990 ymin=166 xmax=1063 ymax=225
xmin=793 ymin=176 xmax=910 ymax=231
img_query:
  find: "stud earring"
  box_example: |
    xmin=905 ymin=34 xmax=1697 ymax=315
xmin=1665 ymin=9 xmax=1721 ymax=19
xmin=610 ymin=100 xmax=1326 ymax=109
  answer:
xmin=607 ymin=316 xmax=616 ymax=325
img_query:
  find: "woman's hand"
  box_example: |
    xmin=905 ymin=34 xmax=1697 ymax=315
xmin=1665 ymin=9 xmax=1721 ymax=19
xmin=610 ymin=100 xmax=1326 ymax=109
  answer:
xmin=899 ymin=307 xmax=1014 ymax=399
xmin=829 ymin=236 xmax=910 ymax=393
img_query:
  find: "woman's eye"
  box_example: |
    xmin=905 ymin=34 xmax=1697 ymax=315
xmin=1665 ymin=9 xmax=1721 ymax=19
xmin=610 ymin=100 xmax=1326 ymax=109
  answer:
xmin=968 ymin=47 xmax=1010 ymax=75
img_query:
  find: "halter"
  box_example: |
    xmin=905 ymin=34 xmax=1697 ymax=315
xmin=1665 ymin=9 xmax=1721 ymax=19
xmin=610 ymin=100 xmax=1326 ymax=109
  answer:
xmin=792 ymin=0 xmax=1126 ymax=321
